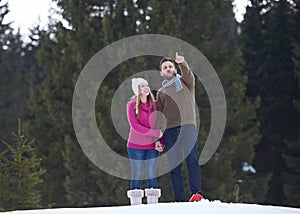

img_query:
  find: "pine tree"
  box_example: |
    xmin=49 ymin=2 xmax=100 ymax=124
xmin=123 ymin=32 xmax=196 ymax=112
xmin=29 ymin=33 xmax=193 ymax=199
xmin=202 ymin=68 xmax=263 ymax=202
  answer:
xmin=0 ymin=2 xmax=28 ymax=143
xmin=257 ymin=0 xmax=299 ymax=205
xmin=282 ymin=0 xmax=300 ymax=207
xmin=0 ymin=119 xmax=45 ymax=211
xmin=26 ymin=16 xmax=99 ymax=204
xmin=241 ymin=0 xmax=267 ymax=101
xmin=282 ymin=139 xmax=300 ymax=207
xmin=240 ymin=0 xmax=273 ymax=203
xmin=241 ymin=0 xmax=300 ymax=205
xmin=27 ymin=0 xmax=133 ymax=206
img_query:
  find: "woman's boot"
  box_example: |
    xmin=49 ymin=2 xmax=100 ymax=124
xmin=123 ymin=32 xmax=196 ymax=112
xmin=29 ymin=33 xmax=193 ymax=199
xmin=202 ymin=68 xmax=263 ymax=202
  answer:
xmin=145 ymin=188 xmax=161 ymax=204
xmin=127 ymin=189 xmax=144 ymax=205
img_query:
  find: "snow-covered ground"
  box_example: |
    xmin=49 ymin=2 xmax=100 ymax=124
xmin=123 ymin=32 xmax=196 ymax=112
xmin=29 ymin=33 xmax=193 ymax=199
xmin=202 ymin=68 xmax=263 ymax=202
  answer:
xmin=4 ymin=199 xmax=300 ymax=214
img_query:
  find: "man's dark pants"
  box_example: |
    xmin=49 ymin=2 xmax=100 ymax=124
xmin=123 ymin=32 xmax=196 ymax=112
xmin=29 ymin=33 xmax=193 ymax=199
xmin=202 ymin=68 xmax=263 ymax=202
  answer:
xmin=164 ymin=125 xmax=202 ymax=202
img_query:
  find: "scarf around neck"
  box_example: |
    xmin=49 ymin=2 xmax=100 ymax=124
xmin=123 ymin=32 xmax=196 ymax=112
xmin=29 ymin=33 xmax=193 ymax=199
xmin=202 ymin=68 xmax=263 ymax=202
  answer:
xmin=162 ymin=74 xmax=183 ymax=92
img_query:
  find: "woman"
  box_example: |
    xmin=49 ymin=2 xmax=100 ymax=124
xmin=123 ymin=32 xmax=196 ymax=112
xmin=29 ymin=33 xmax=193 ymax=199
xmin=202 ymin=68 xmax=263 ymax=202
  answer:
xmin=126 ymin=77 xmax=164 ymax=205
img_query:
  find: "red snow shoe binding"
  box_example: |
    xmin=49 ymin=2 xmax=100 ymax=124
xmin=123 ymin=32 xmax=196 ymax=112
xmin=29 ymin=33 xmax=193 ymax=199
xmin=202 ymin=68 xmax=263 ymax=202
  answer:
xmin=189 ymin=193 xmax=203 ymax=202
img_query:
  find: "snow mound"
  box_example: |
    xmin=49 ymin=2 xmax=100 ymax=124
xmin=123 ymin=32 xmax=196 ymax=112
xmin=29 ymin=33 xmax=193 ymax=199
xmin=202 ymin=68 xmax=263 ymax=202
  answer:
xmin=5 ymin=199 xmax=300 ymax=214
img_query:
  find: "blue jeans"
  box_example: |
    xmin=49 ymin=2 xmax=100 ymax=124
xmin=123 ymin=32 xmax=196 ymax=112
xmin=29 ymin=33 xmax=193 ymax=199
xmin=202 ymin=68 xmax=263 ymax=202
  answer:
xmin=127 ymin=148 xmax=159 ymax=190
xmin=164 ymin=125 xmax=202 ymax=201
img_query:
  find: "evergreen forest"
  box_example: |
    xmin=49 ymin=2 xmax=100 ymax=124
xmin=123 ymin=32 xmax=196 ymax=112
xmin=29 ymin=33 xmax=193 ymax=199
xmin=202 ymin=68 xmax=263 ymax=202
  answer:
xmin=0 ymin=0 xmax=299 ymax=211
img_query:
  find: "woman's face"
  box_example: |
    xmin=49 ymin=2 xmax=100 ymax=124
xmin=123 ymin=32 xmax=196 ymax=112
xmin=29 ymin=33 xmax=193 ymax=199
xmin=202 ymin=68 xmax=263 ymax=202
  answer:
xmin=139 ymin=82 xmax=150 ymax=97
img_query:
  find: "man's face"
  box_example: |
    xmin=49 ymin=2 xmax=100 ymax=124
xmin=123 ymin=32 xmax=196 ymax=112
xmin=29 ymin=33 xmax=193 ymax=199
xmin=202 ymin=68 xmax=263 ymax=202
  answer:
xmin=160 ymin=61 xmax=177 ymax=78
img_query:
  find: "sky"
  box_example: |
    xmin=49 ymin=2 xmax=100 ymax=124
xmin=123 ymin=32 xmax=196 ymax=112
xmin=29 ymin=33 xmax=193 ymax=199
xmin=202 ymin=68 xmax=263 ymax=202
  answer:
xmin=3 ymin=0 xmax=53 ymax=34
xmin=3 ymin=199 xmax=300 ymax=214
xmin=2 ymin=0 xmax=249 ymax=41
xmin=2 ymin=0 xmax=62 ymax=42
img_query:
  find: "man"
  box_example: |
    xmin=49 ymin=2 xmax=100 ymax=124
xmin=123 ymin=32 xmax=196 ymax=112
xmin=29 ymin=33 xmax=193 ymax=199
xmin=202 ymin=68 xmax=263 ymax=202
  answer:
xmin=156 ymin=52 xmax=203 ymax=202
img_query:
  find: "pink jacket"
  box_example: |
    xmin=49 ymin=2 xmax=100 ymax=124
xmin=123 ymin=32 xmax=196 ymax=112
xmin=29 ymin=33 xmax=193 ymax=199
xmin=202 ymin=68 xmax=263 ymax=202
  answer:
xmin=127 ymin=99 xmax=162 ymax=150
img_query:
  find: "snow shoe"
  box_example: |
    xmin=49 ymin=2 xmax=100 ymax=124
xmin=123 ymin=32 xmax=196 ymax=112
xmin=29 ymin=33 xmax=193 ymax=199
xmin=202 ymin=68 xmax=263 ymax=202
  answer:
xmin=189 ymin=193 xmax=203 ymax=202
xmin=127 ymin=189 xmax=144 ymax=205
xmin=145 ymin=188 xmax=161 ymax=204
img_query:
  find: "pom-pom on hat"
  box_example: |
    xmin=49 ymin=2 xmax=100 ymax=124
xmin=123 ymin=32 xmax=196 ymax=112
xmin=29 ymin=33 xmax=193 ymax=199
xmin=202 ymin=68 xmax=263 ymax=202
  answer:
xmin=131 ymin=78 xmax=148 ymax=96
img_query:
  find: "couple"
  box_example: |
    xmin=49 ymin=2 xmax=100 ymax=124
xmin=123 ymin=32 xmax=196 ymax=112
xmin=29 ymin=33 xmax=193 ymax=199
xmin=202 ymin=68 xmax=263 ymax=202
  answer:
xmin=126 ymin=53 xmax=203 ymax=205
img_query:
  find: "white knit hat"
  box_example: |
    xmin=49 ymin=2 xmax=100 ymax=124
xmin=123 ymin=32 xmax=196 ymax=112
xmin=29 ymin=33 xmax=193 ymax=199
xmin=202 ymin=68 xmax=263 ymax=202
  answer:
xmin=131 ymin=78 xmax=148 ymax=96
